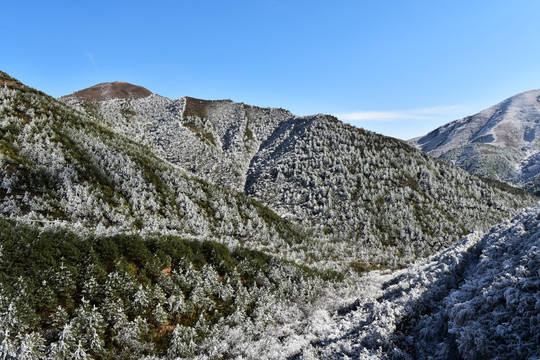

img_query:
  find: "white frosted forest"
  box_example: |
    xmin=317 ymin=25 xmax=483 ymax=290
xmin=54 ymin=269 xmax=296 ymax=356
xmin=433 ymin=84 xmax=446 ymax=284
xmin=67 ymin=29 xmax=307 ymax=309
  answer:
xmin=0 ymin=72 xmax=539 ymax=359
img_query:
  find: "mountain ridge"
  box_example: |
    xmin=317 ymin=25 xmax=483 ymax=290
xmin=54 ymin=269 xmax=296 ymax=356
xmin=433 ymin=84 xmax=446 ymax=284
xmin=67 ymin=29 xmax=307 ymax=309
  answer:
xmin=411 ymin=89 xmax=540 ymax=155
xmin=410 ymin=89 xmax=540 ymax=194
xmin=56 ymin=78 xmax=537 ymax=268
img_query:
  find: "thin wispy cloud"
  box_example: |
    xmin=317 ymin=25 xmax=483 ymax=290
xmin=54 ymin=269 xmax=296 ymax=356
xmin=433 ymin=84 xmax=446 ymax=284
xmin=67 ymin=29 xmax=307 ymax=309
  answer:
xmin=86 ymin=51 xmax=98 ymax=71
xmin=335 ymin=105 xmax=463 ymax=122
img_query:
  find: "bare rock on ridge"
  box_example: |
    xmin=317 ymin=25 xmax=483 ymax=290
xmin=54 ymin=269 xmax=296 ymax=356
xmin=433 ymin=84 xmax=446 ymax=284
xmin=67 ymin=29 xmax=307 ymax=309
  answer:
xmin=61 ymin=81 xmax=152 ymax=102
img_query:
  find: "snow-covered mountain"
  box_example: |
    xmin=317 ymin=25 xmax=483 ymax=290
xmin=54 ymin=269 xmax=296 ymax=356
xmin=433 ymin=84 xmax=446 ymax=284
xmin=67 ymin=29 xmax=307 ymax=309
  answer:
xmin=62 ymin=90 xmax=293 ymax=192
xmin=0 ymin=73 xmax=308 ymax=259
xmin=1 ymin=70 xmax=539 ymax=358
xmin=410 ymin=90 xmax=540 ymax=194
xmin=60 ymin=80 xmax=536 ymax=268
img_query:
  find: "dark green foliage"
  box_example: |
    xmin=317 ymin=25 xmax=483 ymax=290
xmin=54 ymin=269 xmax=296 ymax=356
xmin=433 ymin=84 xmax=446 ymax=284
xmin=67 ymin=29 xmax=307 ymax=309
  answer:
xmin=183 ymin=120 xmax=218 ymax=147
xmin=349 ymin=260 xmax=389 ymax=275
xmin=478 ymin=176 xmax=534 ymax=197
xmin=252 ymin=199 xmax=308 ymax=245
xmin=202 ymin=240 xmax=236 ymax=275
xmin=244 ymin=126 xmax=254 ymax=141
xmin=182 ymin=98 xmax=218 ymax=146
xmin=0 ymin=218 xmax=340 ymax=358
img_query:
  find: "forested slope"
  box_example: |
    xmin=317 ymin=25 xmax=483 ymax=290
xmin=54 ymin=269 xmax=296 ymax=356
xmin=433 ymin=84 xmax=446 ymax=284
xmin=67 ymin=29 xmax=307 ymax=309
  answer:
xmin=0 ymin=71 xmax=539 ymax=359
xmin=0 ymin=71 xmax=307 ymax=260
xmin=60 ymin=80 xmax=537 ymax=268
xmin=307 ymin=205 xmax=540 ymax=359
xmin=0 ymin=217 xmax=348 ymax=359
xmin=246 ymin=115 xmax=536 ymax=266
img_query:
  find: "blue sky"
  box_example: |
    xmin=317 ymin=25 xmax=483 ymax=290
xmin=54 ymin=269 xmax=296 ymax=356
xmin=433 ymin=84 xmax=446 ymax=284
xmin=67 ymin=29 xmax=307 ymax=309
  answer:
xmin=3 ymin=1 xmax=540 ymax=139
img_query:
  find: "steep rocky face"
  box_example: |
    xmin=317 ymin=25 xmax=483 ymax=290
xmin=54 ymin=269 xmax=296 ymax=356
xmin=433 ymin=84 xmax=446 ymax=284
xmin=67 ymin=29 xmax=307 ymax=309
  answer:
xmin=59 ymin=82 xmax=536 ymax=268
xmin=410 ymin=90 xmax=540 ymax=193
xmin=61 ymin=81 xmax=152 ymax=102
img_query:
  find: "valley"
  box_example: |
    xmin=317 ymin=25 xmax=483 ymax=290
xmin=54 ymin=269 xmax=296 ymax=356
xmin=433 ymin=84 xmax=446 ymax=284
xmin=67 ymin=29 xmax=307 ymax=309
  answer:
xmin=0 ymin=70 xmax=538 ymax=359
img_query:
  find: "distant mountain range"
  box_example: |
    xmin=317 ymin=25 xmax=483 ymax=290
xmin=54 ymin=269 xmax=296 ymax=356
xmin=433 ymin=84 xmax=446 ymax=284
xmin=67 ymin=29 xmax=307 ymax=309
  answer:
xmin=410 ymin=89 xmax=540 ymax=194
xmin=0 ymin=71 xmax=538 ymax=359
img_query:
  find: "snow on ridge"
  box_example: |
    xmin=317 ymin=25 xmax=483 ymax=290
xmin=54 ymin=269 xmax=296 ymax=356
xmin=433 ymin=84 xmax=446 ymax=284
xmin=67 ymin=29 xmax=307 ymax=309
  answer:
xmin=411 ymin=89 xmax=540 ymax=153
xmin=308 ymin=231 xmax=483 ymax=359
xmin=410 ymin=89 xmax=540 ymax=194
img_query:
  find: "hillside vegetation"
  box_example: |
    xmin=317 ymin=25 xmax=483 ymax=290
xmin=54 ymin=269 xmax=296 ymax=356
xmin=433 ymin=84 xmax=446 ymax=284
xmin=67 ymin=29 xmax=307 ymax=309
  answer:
xmin=59 ymin=80 xmax=537 ymax=268
xmin=0 ymin=70 xmax=538 ymax=359
xmin=0 ymin=217 xmax=347 ymax=359
xmin=246 ymin=114 xmax=536 ymax=266
xmin=307 ymin=204 xmax=540 ymax=360
xmin=0 ymin=71 xmax=308 ymax=260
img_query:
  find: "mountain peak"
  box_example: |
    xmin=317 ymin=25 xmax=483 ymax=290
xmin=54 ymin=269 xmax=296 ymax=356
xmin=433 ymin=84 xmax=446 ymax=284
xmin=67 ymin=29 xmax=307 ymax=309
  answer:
xmin=410 ymin=88 xmax=540 ymax=194
xmin=62 ymin=81 xmax=152 ymax=101
xmin=410 ymin=89 xmax=540 ymax=156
